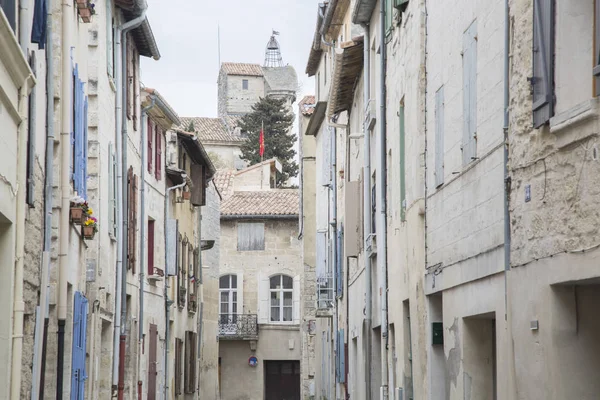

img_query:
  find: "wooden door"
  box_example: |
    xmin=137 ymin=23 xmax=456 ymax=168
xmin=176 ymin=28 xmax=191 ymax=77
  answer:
xmin=148 ymin=324 xmax=157 ymax=400
xmin=264 ymin=361 xmax=300 ymax=400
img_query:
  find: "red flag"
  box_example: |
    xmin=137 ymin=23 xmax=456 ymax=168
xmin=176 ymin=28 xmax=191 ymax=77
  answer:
xmin=259 ymin=125 xmax=265 ymax=158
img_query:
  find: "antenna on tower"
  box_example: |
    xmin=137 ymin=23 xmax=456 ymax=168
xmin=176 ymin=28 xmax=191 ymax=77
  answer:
xmin=218 ymin=24 xmax=221 ymax=69
xmin=264 ymin=30 xmax=283 ymax=68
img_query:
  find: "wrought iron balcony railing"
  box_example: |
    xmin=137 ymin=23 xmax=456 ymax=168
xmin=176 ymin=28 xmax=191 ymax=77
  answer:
xmin=218 ymin=314 xmax=259 ymax=340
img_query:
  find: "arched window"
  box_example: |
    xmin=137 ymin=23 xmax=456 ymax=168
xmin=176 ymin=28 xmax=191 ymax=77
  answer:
xmin=219 ymin=274 xmax=238 ymax=317
xmin=270 ymin=274 xmax=293 ymax=322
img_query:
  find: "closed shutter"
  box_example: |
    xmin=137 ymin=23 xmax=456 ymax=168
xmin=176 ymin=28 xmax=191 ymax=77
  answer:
xmin=532 ymin=0 xmax=554 ymax=128
xmin=184 ymin=331 xmax=197 ymax=393
xmin=336 ymin=227 xmax=343 ymax=297
xmin=127 ymin=167 xmax=133 ymax=270
xmin=595 ymin=0 xmax=600 ymax=95
xmin=148 ymin=220 xmax=155 ymax=276
xmin=339 ymin=329 xmax=346 ymax=383
xmin=175 ymin=338 xmax=183 ymax=395
xmin=127 ymin=38 xmax=132 ymax=119
xmin=109 ymin=143 xmax=116 ymax=237
xmin=435 ymin=86 xmax=445 ymax=187
xmin=70 ymin=292 xmax=88 ymax=399
xmin=148 ymin=118 xmax=153 ymax=173
xmin=156 ymin=126 xmax=162 ymax=180
xmin=72 ymin=64 xmax=88 ymax=198
xmin=316 ymin=231 xmax=327 ymax=280
xmin=322 ymin=129 xmax=331 ymax=185
xmin=128 ymin=171 xmax=138 ymax=273
xmin=133 ymin=52 xmax=138 ymax=130
xmin=257 ymin=273 xmax=270 ymax=324
xmin=148 ymin=324 xmax=157 ymax=400
xmin=166 ymin=220 xmax=178 ymax=276
xmin=462 ymin=21 xmax=477 ymax=165
xmin=237 ymin=273 xmax=244 ymax=314
xmin=177 ymin=233 xmax=182 ymax=304
xmin=190 ymin=163 xmax=204 ymax=206
xmin=83 ymin=98 xmax=88 ymax=196
xmin=293 ymin=275 xmax=300 ymax=324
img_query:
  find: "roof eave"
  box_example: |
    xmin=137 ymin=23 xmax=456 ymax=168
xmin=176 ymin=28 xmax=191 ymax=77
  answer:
xmin=305 ymin=101 xmax=327 ymax=136
xmin=175 ymin=130 xmax=217 ymax=179
xmin=221 ymin=214 xmax=299 ymax=220
xmin=327 ymin=38 xmax=364 ymax=117
xmin=352 ymin=0 xmax=377 ymax=24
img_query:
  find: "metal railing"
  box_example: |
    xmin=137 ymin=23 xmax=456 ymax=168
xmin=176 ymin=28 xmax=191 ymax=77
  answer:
xmin=218 ymin=314 xmax=259 ymax=339
xmin=317 ymin=273 xmax=334 ymax=309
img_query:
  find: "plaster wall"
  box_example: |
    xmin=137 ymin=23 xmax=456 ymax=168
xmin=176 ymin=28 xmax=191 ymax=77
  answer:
xmin=204 ymin=143 xmax=244 ymax=171
xmin=221 ymin=75 xmax=265 ymax=117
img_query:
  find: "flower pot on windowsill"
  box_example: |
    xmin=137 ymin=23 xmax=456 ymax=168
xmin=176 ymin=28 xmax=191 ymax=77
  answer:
xmin=182 ymin=191 xmax=191 ymax=201
xmin=79 ymin=7 xmax=92 ymax=23
xmin=70 ymin=207 xmax=84 ymax=224
xmin=82 ymin=225 xmax=96 ymax=240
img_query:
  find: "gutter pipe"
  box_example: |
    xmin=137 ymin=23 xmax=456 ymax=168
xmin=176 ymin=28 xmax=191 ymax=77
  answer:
xmin=12 ymin=17 xmax=34 ymax=400
xmin=57 ymin=0 xmax=73 ymax=397
xmin=34 ymin=1 xmax=54 ymax=396
xmin=329 ymin=123 xmax=338 ymax=400
xmin=361 ymin=22 xmax=372 ymax=400
xmin=378 ymin=1 xmax=389 ymax=398
xmin=164 ymin=179 xmax=188 ymax=399
xmin=18 ymin=0 xmax=29 ymax=54
xmin=138 ymin=97 xmax=155 ymax=397
xmin=114 ymin=5 xmax=147 ymax=398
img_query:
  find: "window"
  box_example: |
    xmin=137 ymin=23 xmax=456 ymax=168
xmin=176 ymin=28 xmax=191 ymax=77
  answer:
xmin=147 ymin=220 xmax=155 ymax=276
xmin=106 ymin=0 xmax=114 ymax=79
xmin=242 ymin=79 xmax=249 ymax=90
xmin=184 ymin=331 xmax=197 ymax=394
xmin=127 ymin=167 xmax=138 ymax=273
xmin=0 ymin=0 xmax=16 ymax=31
xmin=108 ymin=143 xmax=117 ymax=238
xmin=147 ymin=118 xmax=153 ymax=174
xmin=435 ymin=87 xmax=445 ymax=188
xmin=177 ymin=234 xmax=185 ymax=307
xmin=399 ymin=101 xmax=406 ymax=221
xmin=219 ymin=274 xmax=238 ymax=317
xmin=155 ymin=124 xmax=162 ymax=180
xmin=237 ymin=222 xmax=265 ymax=251
xmin=72 ymin=65 xmax=89 ymax=198
xmin=178 ymin=237 xmax=188 ymax=308
xmin=174 ymin=338 xmax=183 ymax=395
xmin=270 ymin=275 xmax=293 ymax=322
xmin=188 ymin=245 xmax=197 ymax=312
xmin=462 ymin=21 xmax=477 ymax=165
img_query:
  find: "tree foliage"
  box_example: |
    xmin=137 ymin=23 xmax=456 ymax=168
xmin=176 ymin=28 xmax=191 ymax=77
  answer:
xmin=239 ymin=97 xmax=298 ymax=186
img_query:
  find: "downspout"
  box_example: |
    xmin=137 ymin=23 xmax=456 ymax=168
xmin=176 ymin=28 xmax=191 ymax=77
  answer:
xmin=18 ymin=0 xmax=29 ymax=54
xmin=361 ymin=22 xmax=372 ymax=400
xmin=378 ymin=1 xmax=389 ymax=398
xmin=138 ymin=98 xmax=156 ymax=398
xmin=35 ymin=1 xmax=54 ymax=396
xmin=196 ymin=203 xmax=203 ymax=392
xmin=329 ymin=124 xmax=338 ymax=400
xmin=12 ymin=33 xmax=34 ymax=400
xmin=87 ymin=300 xmax=100 ymax=398
xmin=164 ymin=179 xmax=188 ymax=399
xmin=116 ymin=6 xmax=148 ymax=399
xmin=57 ymin=0 xmax=74 ymax=397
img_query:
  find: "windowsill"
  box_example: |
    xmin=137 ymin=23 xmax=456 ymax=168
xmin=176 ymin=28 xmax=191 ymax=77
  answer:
xmin=550 ymin=97 xmax=600 ymax=136
xmin=259 ymin=323 xmax=300 ymax=331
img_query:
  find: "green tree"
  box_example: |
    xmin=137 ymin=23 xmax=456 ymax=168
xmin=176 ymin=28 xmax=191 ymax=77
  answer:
xmin=239 ymin=97 xmax=298 ymax=186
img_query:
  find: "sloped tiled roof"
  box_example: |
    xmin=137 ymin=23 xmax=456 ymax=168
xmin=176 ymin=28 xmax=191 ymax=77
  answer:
xmin=221 ymin=62 xmax=264 ymax=77
xmin=213 ymin=170 xmax=235 ymax=200
xmin=299 ymin=95 xmax=316 ymax=116
xmin=179 ymin=117 xmax=246 ymax=143
xmin=221 ymin=190 xmax=299 ymax=217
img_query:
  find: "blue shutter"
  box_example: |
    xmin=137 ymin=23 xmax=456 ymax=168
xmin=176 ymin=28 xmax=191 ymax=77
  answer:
xmin=83 ymin=97 xmax=88 ymax=196
xmin=339 ymin=329 xmax=345 ymax=383
xmin=71 ymin=292 xmax=88 ymax=399
xmin=72 ymin=65 xmax=87 ymax=198
xmin=71 ymin=66 xmax=76 ymax=184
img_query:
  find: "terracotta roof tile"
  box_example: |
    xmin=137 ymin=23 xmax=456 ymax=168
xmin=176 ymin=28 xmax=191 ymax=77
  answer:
xmin=213 ymin=170 xmax=235 ymax=200
xmin=221 ymin=190 xmax=299 ymax=217
xmin=221 ymin=62 xmax=264 ymax=77
xmin=299 ymin=95 xmax=316 ymax=116
xmin=179 ymin=117 xmax=246 ymax=143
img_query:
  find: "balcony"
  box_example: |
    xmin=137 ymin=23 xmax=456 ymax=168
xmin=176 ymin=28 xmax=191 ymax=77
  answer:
xmin=218 ymin=314 xmax=259 ymax=340
xmin=317 ymin=273 xmax=334 ymax=318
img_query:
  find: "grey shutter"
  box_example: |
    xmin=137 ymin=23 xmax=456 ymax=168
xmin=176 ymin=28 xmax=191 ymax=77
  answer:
xmin=462 ymin=21 xmax=477 ymax=165
xmin=166 ymin=219 xmax=178 ymax=276
xmin=237 ymin=222 xmax=265 ymax=251
xmin=594 ymin=0 xmax=600 ymax=95
xmin=322 ymin=128 xmax=331 ymax=185
xmin=532 ymin=0 xmax=554 ymax=128
xmin=435 ymin=86 xmax=445 ymax=187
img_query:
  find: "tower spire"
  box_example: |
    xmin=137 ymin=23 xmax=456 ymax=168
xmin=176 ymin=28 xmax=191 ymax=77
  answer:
xmin=264 ymin=30 xmax=284 ymax=67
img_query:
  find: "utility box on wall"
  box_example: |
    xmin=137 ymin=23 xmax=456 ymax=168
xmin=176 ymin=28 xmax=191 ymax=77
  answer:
xmin=432 ymin=322 xmax=443 ymax=345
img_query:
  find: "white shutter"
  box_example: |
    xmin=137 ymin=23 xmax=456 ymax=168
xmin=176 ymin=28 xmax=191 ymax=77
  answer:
xmin=316 ymin=231 xmax=328 ymax=279
xmin=293 ymin=275 xmax=300 ymax=324
xmin=257 ymin=273 xmax=270 ymax=324
xmin=435 ymin=86 xmax=445 ymax=187
xmin=237 ymin=273 xmax=244 ymax=314
xmin=321 ymin=130 xmax=331 ymax=185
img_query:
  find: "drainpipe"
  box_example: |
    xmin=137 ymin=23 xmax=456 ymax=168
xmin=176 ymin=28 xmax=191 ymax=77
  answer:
xmin=377 ymin=1 xmax=389 ymax=399
xmin=329 ymin=124 xmax=338 ymax=400
xmin=137 ymin=98 xmax=155 ymax=396
xmin=18 ymin=0 xmax=29 ymax=54
xmin=12 ymin=39 xmax=34 ymax=400
xmin=57 ymin=0 xmax=74 ymax=397
xmin=35 ymin=1 xmax=54 ymax=396
xmin=361 ymin=22 xmax=372 ymax=400
xmin=164 ymin=178 xmax=187 ymax=399
xmin=113 ymin=5 xmax=148 ymax=397
xmin=87 ymin=300 xmax=100 ymax=398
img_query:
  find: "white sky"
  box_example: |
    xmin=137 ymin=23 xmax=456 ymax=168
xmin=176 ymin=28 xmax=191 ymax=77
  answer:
xmin=141 ymin=0 xmax=318 ymax=118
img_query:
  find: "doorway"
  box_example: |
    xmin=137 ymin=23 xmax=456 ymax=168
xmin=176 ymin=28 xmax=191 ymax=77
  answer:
xmin=264 ymin=360 xmax=300 ymax=400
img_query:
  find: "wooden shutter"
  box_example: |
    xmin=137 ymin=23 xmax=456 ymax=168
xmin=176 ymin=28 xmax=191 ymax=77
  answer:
xmin=257 ymin=273 xmax=270 ymax=324
xmin=293 ymin=275 xmax=300 ymax=324
xmin=462 ymin=21 xmax=477 ymax=165
xmin=595 ymin=0 xmax=600 ymax=95
xmin=70 ymin=292 xmax=88 ymax=399
xmin=148 ymin=118 xmax=153 ymax=173
xmin=127 ymin=167 xmax=133 ymax=270
xmin=133 ymin=50 xmax=138 ymax=130
xmin=148 ymin=220 xmax=155 ymax=276
xmin=532 ymin=0 xmax=554 ymax=128
xmin=148 ymin=324 xmax=158 ymax=400
xmin=237 ymin=222 xmax=265 ymax=251
xmin=435 ymin=86 xmax=445 ymax=187
xmin=132 ymin=174 xmax=138 ymax=273
xmin=127 ymin=38 xmax=132 ymax=119
xmin=109 ymin=143 xmax=116 ymax=237
xmin=190 ymin=163 xmax=204 ymax=206
xmin=184 ymin=331 xmax=197 ymax=393
xmin=156 ymin=125 xmax=162 ymax=180
xmin=177 ymin=233 xmax=182 ymax=304
xmin=336 ymin=227 xmax=343 ymax=297
xmin=175 ymin=338 xmax=183 ymax=395
xmin=83 ymin=98 xmax=88 ymax=196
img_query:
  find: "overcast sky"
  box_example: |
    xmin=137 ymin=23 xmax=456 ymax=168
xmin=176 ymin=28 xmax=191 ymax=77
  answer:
xmin=141 ymin=0 xmax=318 ymax=119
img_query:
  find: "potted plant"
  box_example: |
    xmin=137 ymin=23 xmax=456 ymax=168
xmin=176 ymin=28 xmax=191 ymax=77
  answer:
xmin=182 ymin=189 xmax=191 ymax=200
xmin=76 ymin=0 xmax=95 ymax=23
xmin=70 ymin=196 xmax=89 ymax=224
xmin=82 ymin=216 xmax=98 ymax=240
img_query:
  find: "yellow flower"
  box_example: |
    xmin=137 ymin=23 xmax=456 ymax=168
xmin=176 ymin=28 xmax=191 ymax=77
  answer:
xmin=84 ymin=219 xmax=92 ymax=226
xmin=87 ymin=208 xmax=93 ymax=215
